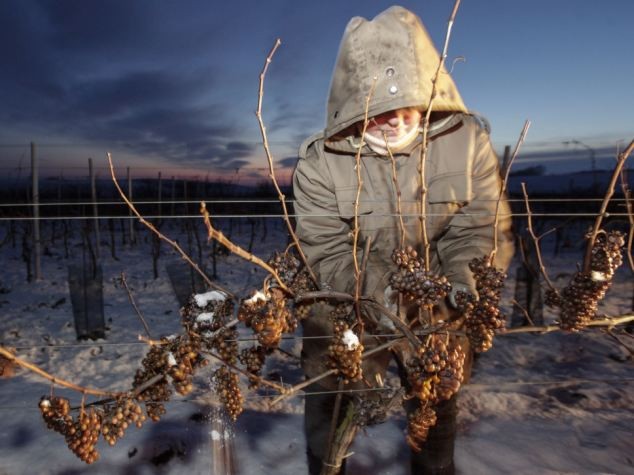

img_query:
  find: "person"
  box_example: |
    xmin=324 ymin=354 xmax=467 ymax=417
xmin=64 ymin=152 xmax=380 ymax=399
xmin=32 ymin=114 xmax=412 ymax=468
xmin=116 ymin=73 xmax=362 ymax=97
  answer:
xmin=292 ymin=6 xmax=514 ymax=474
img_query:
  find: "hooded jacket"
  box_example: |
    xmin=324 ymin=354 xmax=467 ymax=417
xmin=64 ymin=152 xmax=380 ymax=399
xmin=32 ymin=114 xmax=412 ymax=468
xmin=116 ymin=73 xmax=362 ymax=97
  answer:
xmin=293 ymin=6 xmax=513 ymax=380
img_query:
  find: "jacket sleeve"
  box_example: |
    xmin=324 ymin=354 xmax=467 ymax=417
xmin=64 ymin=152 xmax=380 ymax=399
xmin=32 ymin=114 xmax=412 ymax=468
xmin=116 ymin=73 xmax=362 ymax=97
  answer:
xmin=435 ymin=126 xmax=514 ymax=293
xmin=293 ymin=143 xmax=356 ymax=293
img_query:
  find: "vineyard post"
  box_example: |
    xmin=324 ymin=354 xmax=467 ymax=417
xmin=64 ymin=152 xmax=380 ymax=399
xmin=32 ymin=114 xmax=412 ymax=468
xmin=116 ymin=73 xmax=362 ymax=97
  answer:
xmin=157 ymin=171 xmax=163 ymax=222
xmin=30 ymin=141 xmax=41 ymax=281
xmin=89 ymin=157 xmax=100 ymax=259
xmin=170 ymin=175 xmax=176 ymax=219
xmin=126 ymin=167 xmax=135 ymax=245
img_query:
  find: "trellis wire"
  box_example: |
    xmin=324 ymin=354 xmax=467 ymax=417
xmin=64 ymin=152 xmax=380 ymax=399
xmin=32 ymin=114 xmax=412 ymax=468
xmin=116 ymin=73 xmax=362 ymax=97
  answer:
xmin=1 ymin=212 xmax=632 ymax=222
xmin=0 ymin=197 xmax=632 ymax=209
xmin=0 ymin=378 xmax=632 ymax=412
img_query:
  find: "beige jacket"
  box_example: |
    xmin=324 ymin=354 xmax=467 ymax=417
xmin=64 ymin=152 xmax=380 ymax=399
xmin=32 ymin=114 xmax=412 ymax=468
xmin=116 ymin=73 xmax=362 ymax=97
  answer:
xmin=292 ymin=6 xmax=513 ymax=381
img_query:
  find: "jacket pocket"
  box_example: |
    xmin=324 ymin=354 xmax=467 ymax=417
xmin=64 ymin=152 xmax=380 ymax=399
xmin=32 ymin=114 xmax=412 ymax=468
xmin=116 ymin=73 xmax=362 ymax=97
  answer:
xmin=427 ymin=172 xmax=473 ymax=204
xmin=334 ymin=186 xmax=375 ymax=219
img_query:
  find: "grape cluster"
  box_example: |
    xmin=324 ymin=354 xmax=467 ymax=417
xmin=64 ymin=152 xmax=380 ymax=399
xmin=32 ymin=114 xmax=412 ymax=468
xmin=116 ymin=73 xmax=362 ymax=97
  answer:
xmin=267 ymin=251 xmax=318 ymax=295
xmin=39 ymin=396 xmax=73 ymax=435
xmin=456 ymin=256 xmax=506 ymax=353
xmin=181 ymin=293 xmax=238 ymax=364
xmin=134 ymin=335 xmax=207 ymax=420
xmin=212 ymin=366 xmax=244 ymax=421
xmin=268 ymin=251 xmax=301 ymax=287
xmin=294 ymin=302 xmax=312 ymax=322
xmin=39 ymin=397 xmax=102 ymax=463
xmin=166 ymin=336 xmax=207 ymax=396
xmin=238 ymin=346 xmax=266 ymax=388
xmin=406 ymin=405 xmax=437 ymax=452
xmin=551 ymin=231 xmax=625 ymax=331
xmin=327 ymin=306 xmax=364 ymax=384
xmin=590 ymin=231 xmax=625 ymax=276
xmin=101 ymin=399 xmax=145 ymax=446
xmin=66 ymin=409 xmax=102 ymax=463
xmin=132 ymin=343 xmax=172 ymax=422
xmin=406 ymin=335 xmax=465 ymax=404
xmin=389 ymin=247 xmax=451 ymax=306
xmin=544 ymin=289 xmax=563 ymax=308
xmin=238 ymin=290 xmax=292 ymax=348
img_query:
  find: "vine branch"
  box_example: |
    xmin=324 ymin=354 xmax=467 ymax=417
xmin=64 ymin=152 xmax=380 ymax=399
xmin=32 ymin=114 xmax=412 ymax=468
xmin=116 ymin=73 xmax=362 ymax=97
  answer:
xmin=0 ymin=345 xmax=123 ymax=398
xmin=419 ymin=0 xmax=462 ymax=271
xmin=582 ymin=139 xmax=634 ymax=272
xmin=490 ymin=120 xmax=530 ymax=261
xmin=201 ymin=202 xmax=291 ymax=294
xmin=107 ymin=153 xmax=233 ymax=299
xmin=255 ymin=38 xmax=318 ymax=286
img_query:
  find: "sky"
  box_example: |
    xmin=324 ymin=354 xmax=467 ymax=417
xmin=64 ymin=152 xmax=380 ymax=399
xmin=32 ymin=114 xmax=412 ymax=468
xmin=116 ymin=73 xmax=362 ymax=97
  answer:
xmin=1 ymin=0 xmax=633 ymax=183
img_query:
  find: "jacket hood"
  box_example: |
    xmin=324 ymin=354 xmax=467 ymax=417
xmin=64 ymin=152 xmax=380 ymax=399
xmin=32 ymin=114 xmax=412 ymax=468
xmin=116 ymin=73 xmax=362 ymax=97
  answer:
xmin=325 ymin=5 xmax=467 ymax=139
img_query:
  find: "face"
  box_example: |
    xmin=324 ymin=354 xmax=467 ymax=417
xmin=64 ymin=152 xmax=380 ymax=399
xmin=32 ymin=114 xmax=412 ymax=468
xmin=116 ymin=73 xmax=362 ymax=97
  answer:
xmin=364 ymin=107 xmax=422 ymax=141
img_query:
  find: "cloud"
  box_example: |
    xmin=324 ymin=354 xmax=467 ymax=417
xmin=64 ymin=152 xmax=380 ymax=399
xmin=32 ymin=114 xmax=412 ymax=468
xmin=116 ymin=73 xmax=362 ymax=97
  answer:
xmin=0 ymin=0 xmax=337 ymax=178
xmin=277 ymin=156 xmax=299 ymax=169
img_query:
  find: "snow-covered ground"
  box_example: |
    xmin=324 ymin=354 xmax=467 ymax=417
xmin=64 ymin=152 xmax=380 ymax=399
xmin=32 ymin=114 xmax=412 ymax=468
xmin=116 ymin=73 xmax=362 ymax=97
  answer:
xmin=0 ymin=218 xmax=632 ymax=475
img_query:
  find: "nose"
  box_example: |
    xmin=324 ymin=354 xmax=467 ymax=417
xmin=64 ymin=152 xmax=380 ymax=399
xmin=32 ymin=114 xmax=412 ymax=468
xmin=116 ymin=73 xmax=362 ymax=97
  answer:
xmin=386 ymin=115 xmax=402 ymax=127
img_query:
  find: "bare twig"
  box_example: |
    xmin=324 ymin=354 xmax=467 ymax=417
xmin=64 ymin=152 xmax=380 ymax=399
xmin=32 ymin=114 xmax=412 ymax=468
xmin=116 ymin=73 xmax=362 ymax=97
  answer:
xmin=255 ymin=39 xmax=318 ymax=286
xmin=269 ymin=337 xmax=402 ymax=406
xmin=605 ymin=329 xmax=634 ymax=356
xmin=499 ymin=314 xmax=634 ymax=335
xmin=352 ymin=78 xmax=378 ymax=332
xmin=295 ymin=291 xmax=355 ymax=303
xmin=107 ymin=153 xmax=233 ymax=299
xmin=385 ymin=136 xmax=406 ymax=248
xmin=510 ymin=298 xmax=535 ymax=326
xmin=200 ymin=202 xmax=291 ymax=294
xmin=490 ymin=120 xmax=530 ymax=261
xmin=323 ymin=379 xmax=345 ymax=473
xmin=521 ymin=183 xmax=558 ymax=293
xmin=120 ymin=272 xmax=152 ymax=338
xmin=205 ymin=351 xmax=287 ymax=393
xmin=359 ymin=236 xmax=372 ymax=291
xmin=583 ymin=139 xmax=634 ymax=272
xmin=619 ymin=171 xmax=634 ymax=272
xmin=0 ymin=346 xmax=122 ymax=398
xmin=361 ymin=300 xmax=422 ymax=348
xmin=419 ymin=0 xmax=462 ymax=271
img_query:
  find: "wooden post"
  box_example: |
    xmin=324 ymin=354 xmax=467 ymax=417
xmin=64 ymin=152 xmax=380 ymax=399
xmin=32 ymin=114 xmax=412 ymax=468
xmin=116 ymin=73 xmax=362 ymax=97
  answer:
xmin=183 ymin=179 xmax=188 ymax=215
xmin=127 ymin=167 xmax=135 ymax=244
xmin=57 ymin=172 xmax=62 ymax=219
xmin=170 ymin=175 xmax=176 ymax=218
xmin=89 ymin=158 xmax=100 ymax=259
xmin=500 ymin=145 xmax=511 ymax=176
xmin=157 ymin=171 xmax=163 ymax=222
xmin=31 ymin=142 xmax=42 ymax=281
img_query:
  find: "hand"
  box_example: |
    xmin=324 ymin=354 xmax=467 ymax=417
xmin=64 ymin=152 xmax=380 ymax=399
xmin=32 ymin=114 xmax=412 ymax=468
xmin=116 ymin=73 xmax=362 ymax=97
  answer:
xmin=447 ymin=282 xmax=477 ymax=309
xmin=373 ymin=285 xmax=398 ymax=331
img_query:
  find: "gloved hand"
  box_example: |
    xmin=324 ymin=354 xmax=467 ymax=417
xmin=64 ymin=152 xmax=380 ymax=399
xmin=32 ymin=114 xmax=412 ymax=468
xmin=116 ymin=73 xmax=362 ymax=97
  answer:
xmin=371 ymin=285 xmax=398 ymax=331
xmin=447 ymin=282 xmax=477 ymax=309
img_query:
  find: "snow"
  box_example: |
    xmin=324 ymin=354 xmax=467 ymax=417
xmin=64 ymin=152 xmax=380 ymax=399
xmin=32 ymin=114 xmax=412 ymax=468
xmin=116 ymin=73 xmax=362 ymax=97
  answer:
xmin=342 ymin=329 xmax=360 ymax=350
xmin=194 ymin=290 xmax=227 ymax=308
xmin=591 ymin=270 xmax=609 ymax=282
xmin=195 ymin=312 xmax=214 ymax=323
xmin=245 ymin=289 xmax=269 ymax=304
xmin=0 ymin=218 xmax=632 ymax=474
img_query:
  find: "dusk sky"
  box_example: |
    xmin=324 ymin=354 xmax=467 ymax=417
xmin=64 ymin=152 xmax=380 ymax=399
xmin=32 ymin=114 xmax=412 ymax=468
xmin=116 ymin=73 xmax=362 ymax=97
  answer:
xmin=1 ymin=0 xmax=633 ymax=182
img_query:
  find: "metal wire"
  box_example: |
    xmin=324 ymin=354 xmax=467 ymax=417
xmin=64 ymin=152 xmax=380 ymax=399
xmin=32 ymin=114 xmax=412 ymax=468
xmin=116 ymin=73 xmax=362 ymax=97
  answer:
xmin=0 ymin=378 xmax=632 ymax=411
xmin=0 ymin=197 xmax=631 ymax=208
xmin=1 ymin=212 xmax=632 ymax=222
xmin=2 ymin=332 xmax=433 ymax=350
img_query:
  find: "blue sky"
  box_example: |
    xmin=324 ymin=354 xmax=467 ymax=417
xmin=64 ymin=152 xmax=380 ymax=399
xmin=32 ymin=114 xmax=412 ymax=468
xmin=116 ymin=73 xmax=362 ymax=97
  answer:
xmin=1 ymin=0 xmax=633 ymax=181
